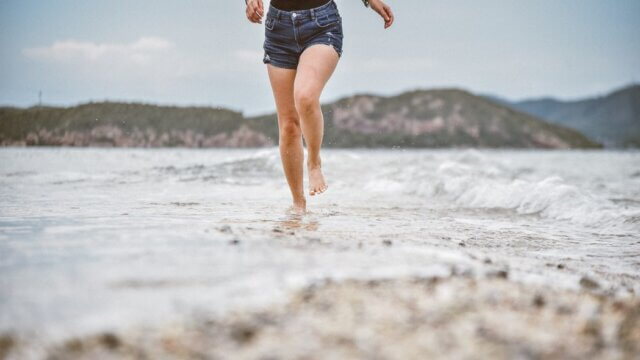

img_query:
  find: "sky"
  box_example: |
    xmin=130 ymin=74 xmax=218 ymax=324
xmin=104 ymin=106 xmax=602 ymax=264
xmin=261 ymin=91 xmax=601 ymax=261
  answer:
xmin=1 ymin=0 xmax=638 ymax=116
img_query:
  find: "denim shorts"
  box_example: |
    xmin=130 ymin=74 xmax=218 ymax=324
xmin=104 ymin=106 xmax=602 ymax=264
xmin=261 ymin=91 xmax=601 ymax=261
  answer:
xmin=263 ymin=0 xmax=344 ymax=69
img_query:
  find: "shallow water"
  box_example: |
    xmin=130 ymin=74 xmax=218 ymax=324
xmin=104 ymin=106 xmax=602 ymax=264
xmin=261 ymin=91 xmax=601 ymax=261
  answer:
xmin=0 ymin=147 xmax=639 ymax=341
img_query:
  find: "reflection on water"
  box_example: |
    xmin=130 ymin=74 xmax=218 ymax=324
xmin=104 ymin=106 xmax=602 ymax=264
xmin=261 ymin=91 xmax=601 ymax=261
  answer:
xmin=278 ymin=213 xmax=320 ymax=232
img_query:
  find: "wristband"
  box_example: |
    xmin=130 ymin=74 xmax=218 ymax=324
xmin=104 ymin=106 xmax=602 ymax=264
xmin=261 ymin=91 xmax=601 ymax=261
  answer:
xmin=362 ymin=0 xmax=370 ymax=7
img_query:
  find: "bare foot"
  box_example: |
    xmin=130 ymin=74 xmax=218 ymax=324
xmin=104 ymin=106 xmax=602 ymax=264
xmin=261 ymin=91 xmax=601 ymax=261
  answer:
xmin=287 ymin=198 xmax=307 ymax=215
xmin=308 ymin=161 xmax=328 ymax=196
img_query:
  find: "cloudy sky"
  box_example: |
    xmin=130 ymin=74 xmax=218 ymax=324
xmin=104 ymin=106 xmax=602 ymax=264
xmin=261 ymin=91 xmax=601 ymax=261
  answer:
xmin=1 ymin=0 xmax=638 ymax=116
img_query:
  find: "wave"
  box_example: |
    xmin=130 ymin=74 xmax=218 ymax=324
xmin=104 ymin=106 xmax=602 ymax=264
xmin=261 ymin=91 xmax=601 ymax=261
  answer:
xmin=150 ymin=148 xmax=282 ymax=185
xmin=365 ymin=150 xmax=640 ymax=231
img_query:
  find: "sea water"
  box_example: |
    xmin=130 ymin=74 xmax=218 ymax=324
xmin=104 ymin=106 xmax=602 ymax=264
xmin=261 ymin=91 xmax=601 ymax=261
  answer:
xmin=0 ymin=147 xmax=639 ymax=341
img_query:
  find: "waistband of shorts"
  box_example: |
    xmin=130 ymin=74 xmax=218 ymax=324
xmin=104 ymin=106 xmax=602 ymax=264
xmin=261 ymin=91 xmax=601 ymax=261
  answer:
xmin=268 ymin=0 xmax=337 ymax=21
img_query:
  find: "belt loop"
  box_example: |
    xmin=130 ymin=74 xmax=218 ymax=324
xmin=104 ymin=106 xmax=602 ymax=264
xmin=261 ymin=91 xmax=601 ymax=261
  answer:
xmin=310 ymin=8 xmax=315 ymax=20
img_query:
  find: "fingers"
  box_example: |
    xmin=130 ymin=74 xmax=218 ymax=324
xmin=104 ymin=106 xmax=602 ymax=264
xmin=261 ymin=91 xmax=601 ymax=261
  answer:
xmin=381 ymin=6 xmax=390 ymax=22
xmin=252 ymin=3 xmax=263 ymax=23
xmin=246 ymin=1 xmax=263 ymax=23
xmin=383 ymin=5 xmax=394 ymax=28
xmin=246 ymin=11 xmax=259 ymax=23
xmin=245 ymin=6 xmax=254 ymax=23
xmin=252 ymin=10 xmax=263 ymax=23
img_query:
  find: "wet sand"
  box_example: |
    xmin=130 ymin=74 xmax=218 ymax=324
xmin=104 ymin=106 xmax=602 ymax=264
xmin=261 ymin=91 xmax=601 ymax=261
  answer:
xmin=4 ymin=274 xmax=638 ymax=360
xmin=1 ymin=148 xmax=639 ymax=359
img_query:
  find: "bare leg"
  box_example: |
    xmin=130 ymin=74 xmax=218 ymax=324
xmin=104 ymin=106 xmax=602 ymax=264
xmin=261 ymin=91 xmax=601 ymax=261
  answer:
xmin=266 ymin=64 xmax=306 ymax=212
xmin=294 ymin=44 xmax=340 ymax=196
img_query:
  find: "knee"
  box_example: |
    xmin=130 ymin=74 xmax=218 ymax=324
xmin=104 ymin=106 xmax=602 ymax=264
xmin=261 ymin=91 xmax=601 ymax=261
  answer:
xmin=278 ymin=115 xmax=301 ymax=141
xmin=294 ymin=89 xmax=319 ymax=115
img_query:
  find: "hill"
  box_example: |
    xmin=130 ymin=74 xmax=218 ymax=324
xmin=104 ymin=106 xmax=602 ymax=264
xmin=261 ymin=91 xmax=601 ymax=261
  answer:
xmin=0 ymin=89 xmax=600 ymax=149
xmin=250 ymin=88 xmax=599 ymax=148
xmin=498 ymin=84 xmax=640 ymax=148
xmin=0 ymin=102 xmax=274 ymax=147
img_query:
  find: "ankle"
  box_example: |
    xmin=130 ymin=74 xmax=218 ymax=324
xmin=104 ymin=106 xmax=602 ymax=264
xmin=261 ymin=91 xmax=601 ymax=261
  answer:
xmin=307 ymin=158 xmax=322 ymax=169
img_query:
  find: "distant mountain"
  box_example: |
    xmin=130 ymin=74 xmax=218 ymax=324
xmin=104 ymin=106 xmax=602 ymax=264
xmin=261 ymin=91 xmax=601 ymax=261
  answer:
xmin=489 ymin=84 xmax=640 ymax=148
xmin=0 ymin=102 xmax=275 ymax=147
xmin=0 ymin=88 xmax=600 ymax=149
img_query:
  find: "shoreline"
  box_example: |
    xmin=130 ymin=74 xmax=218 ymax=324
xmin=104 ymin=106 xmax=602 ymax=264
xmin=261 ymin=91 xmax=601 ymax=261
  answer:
xmin=1 ymin=148 xmax=639 ymax=359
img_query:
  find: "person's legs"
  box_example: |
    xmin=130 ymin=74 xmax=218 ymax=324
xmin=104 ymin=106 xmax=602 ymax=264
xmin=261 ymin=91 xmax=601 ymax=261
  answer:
xmin=266 ymin=63 xmax=306 ymax=212
xmin=294 ymin=44 xmax=340 ymax=196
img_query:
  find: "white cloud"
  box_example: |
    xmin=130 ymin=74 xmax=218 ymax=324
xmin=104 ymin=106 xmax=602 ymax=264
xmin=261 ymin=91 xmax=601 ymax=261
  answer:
xmin=17 ymin=37 xmax=271 ymax=104
xmin=22 ymin=38 xmax=264 ymax=77
xmin=23 ymin=37 xmax=173 ymax=65
xmin=21 ymin=36 xmax=201 ymax=89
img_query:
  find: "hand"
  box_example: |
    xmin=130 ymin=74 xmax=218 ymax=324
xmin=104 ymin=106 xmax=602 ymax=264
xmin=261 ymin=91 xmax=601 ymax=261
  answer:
xmin=369 ymin=0 xmax=394 ymax=29
xmin=245 ymin=0 xmax=264 ymax=24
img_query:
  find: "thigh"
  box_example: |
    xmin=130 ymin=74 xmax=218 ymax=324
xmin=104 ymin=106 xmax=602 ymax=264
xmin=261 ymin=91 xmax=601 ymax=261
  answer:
xmin=294 ymin=44 xmax=339 ymax=100
xmin=266 ymin=64 xmax=299 ymax=121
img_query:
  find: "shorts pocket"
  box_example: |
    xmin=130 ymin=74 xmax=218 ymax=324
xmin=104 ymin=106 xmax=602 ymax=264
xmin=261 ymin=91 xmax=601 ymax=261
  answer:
xmin=265 ymin=16 xmax=277 ymax=30
xmin=315 ymin=12 xmax=340 ymax=28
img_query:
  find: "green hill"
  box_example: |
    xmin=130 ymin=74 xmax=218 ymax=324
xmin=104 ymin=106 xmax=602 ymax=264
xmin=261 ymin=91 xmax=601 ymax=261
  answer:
xmin=249 ymin=88 xmax=599 ymax=148
xmin=0 ymin=88 xmax=600 ymax=149
xmin=0 ymin=102 xmax=274 ymax=147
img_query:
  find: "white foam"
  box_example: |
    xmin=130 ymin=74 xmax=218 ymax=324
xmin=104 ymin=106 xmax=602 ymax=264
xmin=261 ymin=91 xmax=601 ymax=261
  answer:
xmin=363 ymin=152 xmax=640 ymax=231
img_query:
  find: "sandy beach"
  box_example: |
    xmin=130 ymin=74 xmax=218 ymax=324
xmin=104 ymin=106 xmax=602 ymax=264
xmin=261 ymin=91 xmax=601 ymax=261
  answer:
xmin=2 ymin=0 xmax=639 ymax=357
xmin=1 ymin=148 xmax=639 ymax=359
xmin=4 ymin=275 xmax=639 ymax=359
